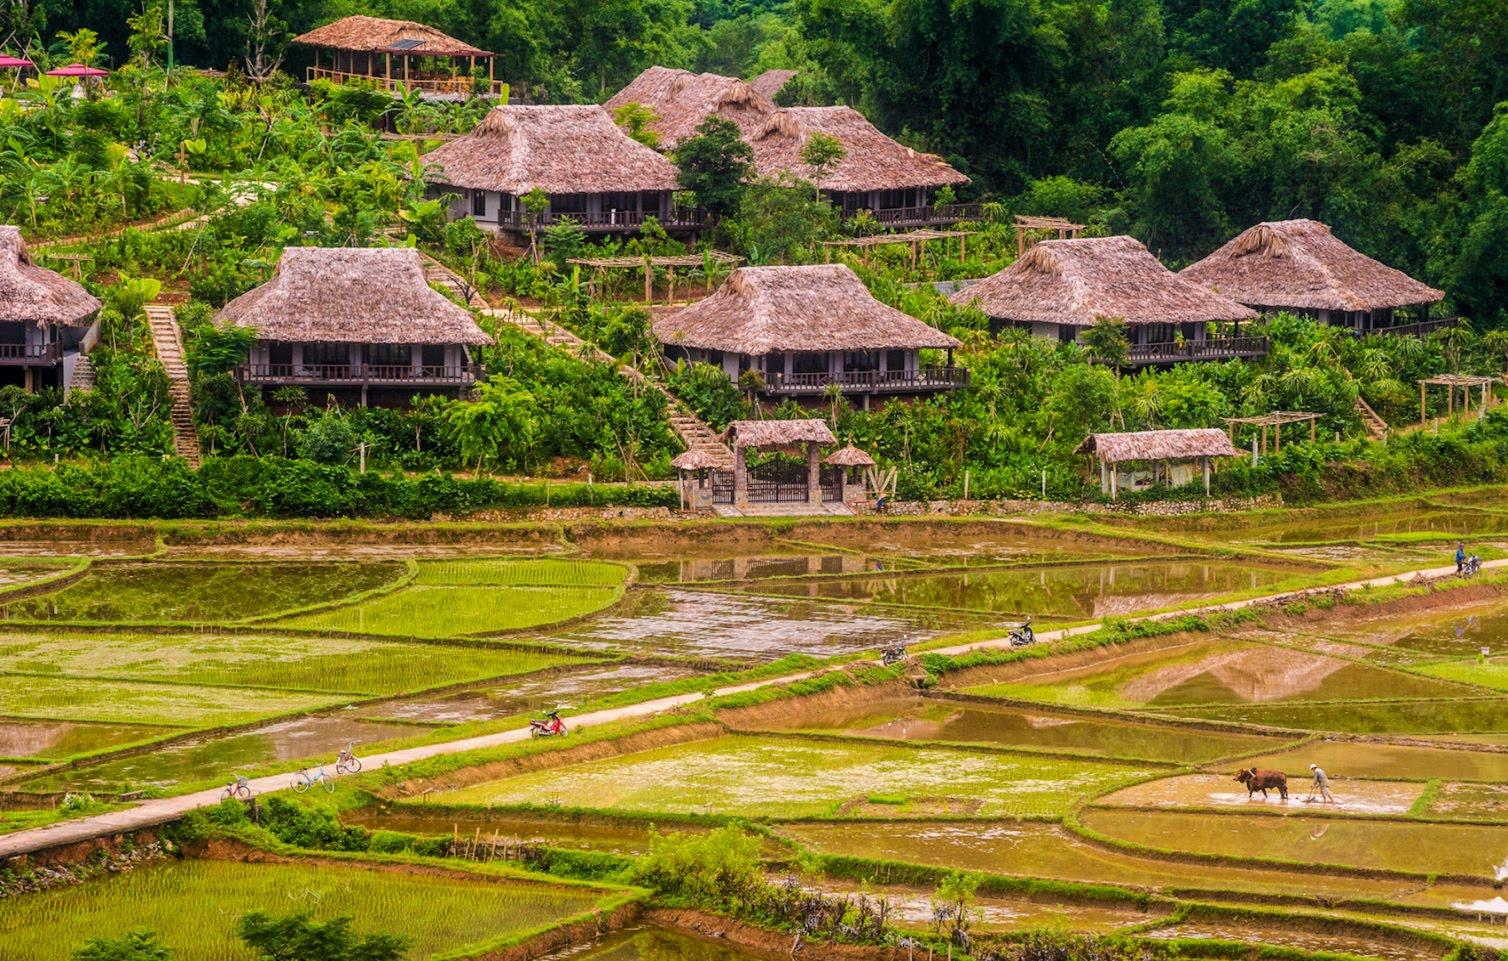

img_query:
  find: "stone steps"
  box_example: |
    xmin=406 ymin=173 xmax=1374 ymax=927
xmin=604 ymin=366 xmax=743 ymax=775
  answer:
xmin=1356 ymin=397 xmax=1388 ymax=441
xmin=144 ymin=304 xmax=202 ymax=467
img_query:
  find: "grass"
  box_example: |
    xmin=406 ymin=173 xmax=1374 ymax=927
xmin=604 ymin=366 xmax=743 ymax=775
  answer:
xmin=2 ymin=858 xmax=614 ymax=960
xmin=274 ymin=559 xmax=628 ymax=638
xmin=0 ymin=675 xmax=346 ymax=727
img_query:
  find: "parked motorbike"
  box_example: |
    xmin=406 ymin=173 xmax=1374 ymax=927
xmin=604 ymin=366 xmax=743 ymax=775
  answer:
xmin=1463 ymin=554 xmax=1483 ymax=577
xmin=1007 ymin=616 xmax=1035 ymax=647
xmin=881 ymin=643 xmax=908 ymax=666
xmin=529 ymin=709 xmax=568 ymax=738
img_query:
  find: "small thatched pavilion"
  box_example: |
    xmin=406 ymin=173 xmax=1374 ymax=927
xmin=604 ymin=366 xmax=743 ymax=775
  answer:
xmin=748 ymin=68 xmax=796 ymax=100
xmin=671 ymin=448 xmax=728 ymax=510
xmin=423 ymin=105 xmax=689 ymax=237
xmin=950 ymin=236 xmax=1260 ymax=365
xmin=1075 ymin=428 xmax=1242 ymax=500
xmin=826 ymin=443 xmax=876 ymax=504
xmin=219 ymin=247 xmax=491 ymax=407
xmin=725 ymin=419 xmax=838 ymax=508
xmin=0 ymin=226 xmax=101 ymax=393
xmin=1179 ymin=220 xmax=1445 ymax=334
xmin=654 ymin=264 xmax=965 ymax=405
xmin=606 ymin=67 xmax=972 ymax=226
xmin=293 ymin=15 xmax=501 ymax=96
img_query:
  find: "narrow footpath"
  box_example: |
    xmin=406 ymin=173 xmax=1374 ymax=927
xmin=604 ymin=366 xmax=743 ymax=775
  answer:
xmin=0 ymin=556 xmax=1491 ymax=860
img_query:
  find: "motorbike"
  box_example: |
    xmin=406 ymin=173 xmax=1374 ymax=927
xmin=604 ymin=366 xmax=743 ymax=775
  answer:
xmin=1007 ymin=616 xmax=1035 ymax=647
xmin=1463 ymin=554 xmax=1483 ymax=577
xmin=529 ymin=709 xmax=568 ymax=738
xmin=881 ymin=643 xmax=908 ymax=666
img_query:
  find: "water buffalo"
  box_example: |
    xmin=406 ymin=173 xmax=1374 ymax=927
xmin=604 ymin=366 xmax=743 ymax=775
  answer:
xmin=1234 ymin=767 xmax=1288 ymax=800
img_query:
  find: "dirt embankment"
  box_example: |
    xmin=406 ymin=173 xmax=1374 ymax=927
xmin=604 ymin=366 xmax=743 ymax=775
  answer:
xmin=646 ymin=909 xmax=912 ymax=961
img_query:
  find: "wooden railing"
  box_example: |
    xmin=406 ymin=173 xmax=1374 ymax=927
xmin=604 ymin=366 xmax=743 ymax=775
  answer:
xmin=305 ymin=66 xmax=506 ymax=97
xmin=492 ymin=209 xmax=707 ymax=232
xmin=1359 ymin=317 xmax=1459 ymax=339
xmin=0 ymin=342 xmax=62 ymax=364
xmin=1122 ymin=336 xmax=1271 ymax=366
xmin=765 ymin=365 xmax=969 ymax=393
xmin=853 ymin=204 xmax=984 ymax=227
xmin=239 ymin=364 xmax=479 ymax=386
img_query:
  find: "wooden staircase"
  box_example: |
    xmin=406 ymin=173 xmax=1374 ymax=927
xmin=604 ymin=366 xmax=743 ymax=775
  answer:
xmin=144 ymin=304 xmax=202 ymax=467
xmin=421 ymin=256 xmax=487 ymax=308
xmin=1357 ymin=396 xmax=1388 ymax=441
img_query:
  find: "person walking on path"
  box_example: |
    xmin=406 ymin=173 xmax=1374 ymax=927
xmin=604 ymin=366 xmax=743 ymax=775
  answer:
xmin=1458 ymin=542 xmax=1468 ymax=574
xmin=1309 ymin=763 xmax=1335 ymax=804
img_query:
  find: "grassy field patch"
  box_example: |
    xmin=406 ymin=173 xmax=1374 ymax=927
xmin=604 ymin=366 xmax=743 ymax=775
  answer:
xmin=0 ymin=676 xmax=345 ymax=727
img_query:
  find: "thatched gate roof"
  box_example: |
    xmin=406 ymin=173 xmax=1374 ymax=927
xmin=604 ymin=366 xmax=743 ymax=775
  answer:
xmin=654 ymin=264 xmax=961 ymax=354
xmin=951 ymin=236 xmax=1257 ymax=327
xmin=294 ymin=15 xmax=489 ymax=56
xmin=1179 ymin=219 xmax=1443 ymax=312
xmin=0 ymin=226 xmax=101 ymax=327
xmin=726 ymin=419 xmax=837 ymax=449
xmin=1075 ymin=429 xmax=1242 ymax=463
xmin=218 ymin=247 xmax=491 ymax=346
xmin=424 ymin=105 xmax=679 ymax=196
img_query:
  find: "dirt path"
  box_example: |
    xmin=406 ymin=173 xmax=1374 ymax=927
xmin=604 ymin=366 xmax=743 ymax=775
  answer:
xmin=0 ymin=556 xmax=1496 ymax=860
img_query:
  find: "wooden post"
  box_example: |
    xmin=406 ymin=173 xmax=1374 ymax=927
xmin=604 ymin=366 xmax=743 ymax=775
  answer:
xmin=643 ymin=259 xmax=652 ymax=304
xmin=1449 ymin=384 xmax=1454 ymax=416
xmin=1203 ymin=456 xmax=1211 ymax=496
xmin=488 ymin=56 xmax=495 ymax=94
xmin=1100 ymin=459 xmax=1108 ymax=495
xmin=806 ymin=441 xmax=821 ymax=506
xmin=960 ymin=234 xmax=967 ymax=261
xmin=1110 ymin=463 xmax=1118 ymax=501
xmin=1261 ymin=424 xmax=1267 ymax=454
xmin=1310 ymin=418 xmax=1316 ymax=443
xmin=1421 ymin=381 xmax=1427 ymax=426
xmin=384 ymin=53 xmax=391 ymax=87
xmin=668 ymin=266 xmax=675 ymax=303
xmin=733 ymin=444 xmax=748 ymax=508
xmin=1275 ymin=421 xmax=1281 ymax=454
xmin=1016 ymin=224 xmax=1025 ymax=257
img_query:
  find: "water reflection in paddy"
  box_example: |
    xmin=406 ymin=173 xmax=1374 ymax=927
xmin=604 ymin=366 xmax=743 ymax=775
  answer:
xmin=0 ymin=719 xmax=174 ymax=760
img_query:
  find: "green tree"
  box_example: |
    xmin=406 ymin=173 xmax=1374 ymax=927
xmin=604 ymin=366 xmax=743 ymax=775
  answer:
xmin=236 ymin=911 xmax=409 ymax=961
xmin=728 ymin=173 xmax=839 ymax=263
xmin=672 ymin=116 xmax=754 ymax=225
xmin=799 ymin=130 xmax=845 ymax=202
xmin=611 ymin=102 xmax=662 ymax=148
xmin=70 ymin=931 xmax=174 ymax=961
xmin=444 ymin=379 xmax=539 ymax=473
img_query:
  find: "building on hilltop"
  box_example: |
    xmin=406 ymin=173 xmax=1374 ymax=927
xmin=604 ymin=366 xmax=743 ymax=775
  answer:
xmin=0 ymin=226 xmax=101 ymax=394
xmin=950 ymin=236 xmax=1262 ymax=366
xmin=606 ymin=66 xmax=972 ymax=228
xmin=292 ymin=15 xmax=502 ymax=97
xmin=423 ymin=105 xmax=698 ymax=238
xmin=218 ymin=247 xmax=491 ymax=407
xmin=1179 ymin=219 xmax=1447 ymax=337
xmin=654 ymin=264 xmax=965 ymax=407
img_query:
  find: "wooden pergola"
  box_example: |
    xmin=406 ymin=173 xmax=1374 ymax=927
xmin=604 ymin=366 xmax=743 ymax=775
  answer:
xmin=1224 ymin=411 xmax=1320 ymax=455
xmin=567 ymin=253 xmax=742 ymax=304
xmin=822 ymin=229 xmax=975 ymax=269
xmin=1015 ymin=215 xmax=1084 ymax=257
xmin=1419 ymin=374 xmax=1495 ymax=425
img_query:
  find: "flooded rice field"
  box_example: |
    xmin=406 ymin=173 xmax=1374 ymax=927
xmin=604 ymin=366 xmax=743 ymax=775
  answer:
xmin=1235 ymin=740 xmax=1508 ymax=782
xmin=1138 ymin=921 xmax=1443 ymax=961
xmin=756 ymin=695 xmax=1294 ymax=763
xmin=569 ymin=927 xmax=787 ymax=961
xmin=1097 ymin=773 xmax=1426 ymax=815
xmin=0 ymin=718 xmax=173 ymax=760
xmin=1150 ymin=696 xmax=1508 ymax=734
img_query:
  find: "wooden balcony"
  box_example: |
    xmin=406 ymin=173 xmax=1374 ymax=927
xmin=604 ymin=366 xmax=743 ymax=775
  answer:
xmin=764 ymin=365 xmax=969 ymax=395
xmin=1121 ymin=336 xmax=1271 ymax=367
xmin=491 ymin=209 xmax=707 ymax=233
xmin=239 ymin=363 xmax=479 ymax=388
xmin=0 ymin=342 xmax=63 ymax=365
xmin=847 ymin=204 xmax=984 ymax=228
xmin=305 ymin=66 xmax=506 ymax=97
xmin=1358 ymin=317 xmax=1459 ymax=339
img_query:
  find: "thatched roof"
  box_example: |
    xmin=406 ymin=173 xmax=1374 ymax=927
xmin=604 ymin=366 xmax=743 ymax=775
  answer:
xmin=749 ymin=107 xmax=969 ymax=191
xmin=951 ymin=236 xmax=1257 ymax=327
xmin=655 ymin=265 xmax=961 ymax=354
xmin=606 ymin=67 xmax=968 ymax=191
xmin=217 ymin=247 xmax=491 ymax=346
xmin=1179 ymin=220 xmax=1443 ymax=312
xmin=1075 ymin=429 xmax=1242 ymax=463
xmin=293 ymin=15 xmax=490 ymax=56
xmin=671 ymin=449 xmax=725 ymax=470
xmin=749 ymin=68 xmax=796 ymax=99
xmin=826 ymin=444 xmax=875 ymax=467
xmin=423 ymin=105 xmax=679 ymax=196
xmin=0 ymin=226 xmax=101 ymax=327
xmin=726 ymin=419 xmax=837 ymax=449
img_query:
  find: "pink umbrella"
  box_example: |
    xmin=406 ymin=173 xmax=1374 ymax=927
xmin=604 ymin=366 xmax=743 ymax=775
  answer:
xmin=45 ymin=63 xmax=109 ymax=77
xmin=0 ymin=56 xmax=33 ymax=68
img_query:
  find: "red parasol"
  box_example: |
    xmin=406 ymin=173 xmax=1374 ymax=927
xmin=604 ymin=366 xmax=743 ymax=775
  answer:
xmin=45 ymin=63 xmax=109 ymax=77
xmin=0 ymin=56 xmax=33 ymax=68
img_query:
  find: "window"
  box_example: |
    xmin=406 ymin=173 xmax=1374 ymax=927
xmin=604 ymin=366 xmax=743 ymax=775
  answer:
xmin=0 ymin=322 xmax=25 ymax=346
xmin=551 ymin=193 xmax=587 ymax=214
xmin=886 ymin=349 xmax=906 ymax=372
xmin=641 ymin=192 xmax=664 ymax=217
xmin=708 ymin=350 xmax=724 ymax=369
xmin=878 ymin=189 xmax=910 ymax=210
xmin=364 ymin=343 xmax=410 ymax=367
xmin=1058 ymin=326 xmax=1077 ymax=345
xmin=793 ymin=352 xmax=828 ymax=374
xmin=268 ymin=343 xmax=293 ymax=367
xmin=471 ymin=190 xmax=487 ymax=217
xmin=304 ymin=343 xmax=349 ymax=367
xmin=422 ymin=345 xmax=447 ymax=369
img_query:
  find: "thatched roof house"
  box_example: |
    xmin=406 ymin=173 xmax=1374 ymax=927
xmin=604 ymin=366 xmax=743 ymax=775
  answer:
xmin=293 ymin=15 xmax=489 ymax=56
xmin=606 ymin=66 xmax=773 ymax=149
xmin=425 ymin=105 xmax=679 ymax=196
xmin=726 ymin=419 xmax=837 ymax=449
xmin=1075 ymin=429 xmax=1241 ymax=463
xmin=749 ymin=106 xmax=968 ymax=194
xmin=0 ymin=226 xmax=100 ymax=327
xmin=1179 ymin=220 xmax=1443 ymax=329
xmin=748 ymin=68 xmax=797 ymax=99
xmin=220 ymin=247 xmax=489 ymax=345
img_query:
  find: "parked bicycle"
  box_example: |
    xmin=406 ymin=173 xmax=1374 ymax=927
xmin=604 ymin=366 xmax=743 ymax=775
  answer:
xmin=1007 ymin=616 xmax=1035 ymax=647
xmin=220 ymin=775 xmax=252 ymax=801
xmin=335 ymin=741 xmax=362 ymax=775
xmin=292 ymin=766 xmax=335 ymax=794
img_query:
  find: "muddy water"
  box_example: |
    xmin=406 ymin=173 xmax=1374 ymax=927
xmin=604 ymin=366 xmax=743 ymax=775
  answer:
xmin=1416 ymin=782 xmax=1508 ymax=820
xmin=755 ymin=560 xmax=1300 ymax=618
xmin=1225 ymin=510 xmax=1508 ymax=545
xmin=1081 ymin=808 xmax=1508 ymax=878
xmin=634 ymin=553 xmax=894 ymax=584
xmin=779 ymin=821 xmax=1415 ymax=902
xmin=1238 ymin=740 xmax=1508 ymax=782
xmin=962 ymin=638 xmax=1460 ymax=710
xmin=0 ymin=534 xmax=153 ymax=557
xmin=18 ymin=716 xmax=419 ymax=793
xmin=569 ymin=927 xmax=786 ymax=961
xmin=1097 ymin=773 xmax=1425 ymax=815
xmin=355 ymin=663 xmax=704 ymax=723
xmin=1151 ymin=697 xmax=1508 ymax=734
xmin=760 ymin=696 xmax=1291 ymax=764
xmin=0 ymin=563 xmax=72 ymax=587
xmin=1139 ymin=921 xmax=1439 ymax=961
xmin=550 ymin=589 xmax=964 ymax=661
xmin=0 ymin=719 xmax=173 ymax=760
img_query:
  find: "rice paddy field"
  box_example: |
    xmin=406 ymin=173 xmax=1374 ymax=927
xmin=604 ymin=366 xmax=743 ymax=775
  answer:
xmin=11 ymin=514 xmax=1508 ymax=961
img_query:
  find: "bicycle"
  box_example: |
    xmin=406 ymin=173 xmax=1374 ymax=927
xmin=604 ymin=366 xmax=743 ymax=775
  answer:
xmin=220 ymin=775 xmax=252 ymax=801
xmin=335 ymin=741 xmax=362 ymax=775
xmin=292 ymin=766 xmax=335 ymax=794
